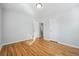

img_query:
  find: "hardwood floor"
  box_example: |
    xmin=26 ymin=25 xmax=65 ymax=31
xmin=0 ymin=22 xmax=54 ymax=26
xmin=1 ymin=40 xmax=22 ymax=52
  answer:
xmin=0 ymin=39 xmax=79 ymax=56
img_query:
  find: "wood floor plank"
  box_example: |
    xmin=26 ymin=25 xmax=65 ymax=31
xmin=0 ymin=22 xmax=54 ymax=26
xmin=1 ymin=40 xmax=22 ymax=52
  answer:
xmin=0 ymin=39 xmax=79 ymax=56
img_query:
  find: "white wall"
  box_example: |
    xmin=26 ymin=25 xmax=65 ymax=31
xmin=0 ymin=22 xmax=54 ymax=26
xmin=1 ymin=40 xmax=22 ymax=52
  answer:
xmin=0 ymin=6 xmax=2 ymax=45
xmin=47 ymin=7 xmax=79 ymax=47
xmin=1 ymin=9 xmax=34 ymax=45
xmin=1 ymin=4 xmax=79 ymax=48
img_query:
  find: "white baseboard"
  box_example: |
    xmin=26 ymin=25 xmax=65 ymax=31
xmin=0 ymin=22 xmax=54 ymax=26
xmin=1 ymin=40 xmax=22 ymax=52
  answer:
xmin=0 ymin=39 xmax=31 ymax=46
xmin=45 ymin=39 xmax=79 ymax=48
xmin=58 ymin=42 xmax=79 ymax=48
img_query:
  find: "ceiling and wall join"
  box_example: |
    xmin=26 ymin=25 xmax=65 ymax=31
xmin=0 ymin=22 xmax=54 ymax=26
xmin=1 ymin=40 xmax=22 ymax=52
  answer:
xmin=0 ymin=3 xmax=79 ymax=48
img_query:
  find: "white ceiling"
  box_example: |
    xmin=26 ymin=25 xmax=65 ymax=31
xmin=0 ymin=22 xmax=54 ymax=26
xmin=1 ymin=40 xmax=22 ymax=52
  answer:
xmin=1 ymin=3 xmax=79 ymax=21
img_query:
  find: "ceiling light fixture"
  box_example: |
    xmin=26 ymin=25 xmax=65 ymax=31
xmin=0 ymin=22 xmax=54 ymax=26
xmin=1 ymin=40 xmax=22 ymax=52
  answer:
xmin=36 ymin=3 xmax=43 ymax=8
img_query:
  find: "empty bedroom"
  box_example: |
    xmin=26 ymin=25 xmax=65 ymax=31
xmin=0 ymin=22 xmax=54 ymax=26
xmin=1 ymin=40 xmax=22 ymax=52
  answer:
xmin=0 ymin=3 xmax=79 ymax=56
